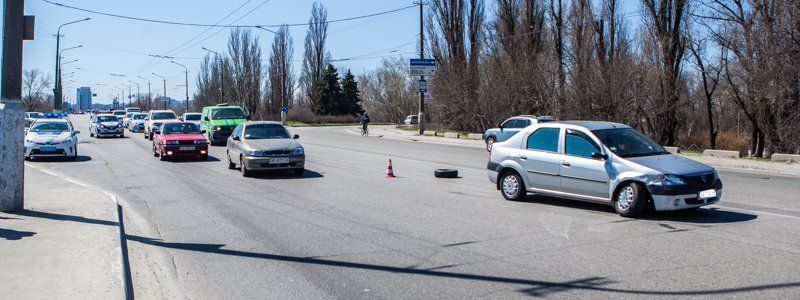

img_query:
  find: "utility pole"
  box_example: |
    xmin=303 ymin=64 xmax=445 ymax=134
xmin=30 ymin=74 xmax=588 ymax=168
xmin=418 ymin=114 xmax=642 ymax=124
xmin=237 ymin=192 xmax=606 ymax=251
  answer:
xmin=417 ymin=1 xmax=426 ymax=134
xmin=153 ymin=73 xmax=167 ymax=110
xmin=138 ymin=76 xmax=151 ymax=111
xmin=129 ymin=80 xmax=140 ymax=108
xmin=1 ymin=0 xmax=33 ymax=211
xmin=170 ymin=61 xmax=189 ymax=112
xmin=202 ymin=47 xmax=224 ymax=103
xmin=53 ymin=18 xmax=89 ymax=111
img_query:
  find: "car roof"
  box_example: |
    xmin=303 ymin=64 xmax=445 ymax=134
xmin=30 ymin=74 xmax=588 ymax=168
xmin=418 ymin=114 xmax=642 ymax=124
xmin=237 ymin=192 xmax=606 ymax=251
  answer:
xmin=245 ymin=121 xmax=282 ymax=126
xmin=150 ymin=110 xmax=174 ymax=113
xmin=550 ymin=121 xmax=631 ymax=131
xmin=34 ymin=118 xmax=68 ymax=123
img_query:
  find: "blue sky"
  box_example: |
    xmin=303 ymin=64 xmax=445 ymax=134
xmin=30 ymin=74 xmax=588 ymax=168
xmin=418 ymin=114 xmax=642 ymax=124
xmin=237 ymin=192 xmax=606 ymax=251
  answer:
xmin=23 ymin=0 xmax=640 ymax=105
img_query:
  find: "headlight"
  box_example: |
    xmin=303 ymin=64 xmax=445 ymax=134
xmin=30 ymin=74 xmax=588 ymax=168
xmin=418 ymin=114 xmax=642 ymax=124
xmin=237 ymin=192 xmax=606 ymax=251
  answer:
xmin=214 ymin=126 xmax=222 ymax=131
xmin=194 ymin=140 xmax=208 ymax=145
xmin=292 ymin=147 xmax=304 ymax=155
xmin=648 ymin=174 xmax=686 ymax=186
xmin=245 ymin=149 xmax=264 ymax=157
xmin=165 ymin=140 xmax=180 ymax=145
xmin=98 ymin=124 xmax=105 ymax=128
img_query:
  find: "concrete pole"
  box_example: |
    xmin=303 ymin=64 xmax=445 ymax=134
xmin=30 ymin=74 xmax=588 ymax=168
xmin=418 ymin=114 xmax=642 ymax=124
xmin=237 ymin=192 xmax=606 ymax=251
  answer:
xmin=417 ymin=1 xmax=426 ymax=135
xmin=1 ymin=0 xmax=26 ymax=212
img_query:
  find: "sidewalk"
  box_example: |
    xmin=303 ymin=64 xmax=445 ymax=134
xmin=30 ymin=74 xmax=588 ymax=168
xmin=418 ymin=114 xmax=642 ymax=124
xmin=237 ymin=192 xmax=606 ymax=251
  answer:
xmin=0 ymin=165 xmax=125 ymax=299
xmin=362 ymin=125 xmax=800 ymax=177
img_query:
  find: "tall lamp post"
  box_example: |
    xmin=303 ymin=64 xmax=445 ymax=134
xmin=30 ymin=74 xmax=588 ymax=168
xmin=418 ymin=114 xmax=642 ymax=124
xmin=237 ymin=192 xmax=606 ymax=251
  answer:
xmin=170 ymin=60 xmax=189 ymax=112
xmin=201 ymin=47 xmax=224 ymax=102
xmin=137 ymin=76 xmax=152 ymax=111
xmin=152 ymin=73 xmax=167 ymax=110
xmin=54 ymin=18 xmax=89 ymax=110
xmin=129 ymin=80 xmax=140 ymax=108
xmin=122 ymin=83 xmax=133 ymax=108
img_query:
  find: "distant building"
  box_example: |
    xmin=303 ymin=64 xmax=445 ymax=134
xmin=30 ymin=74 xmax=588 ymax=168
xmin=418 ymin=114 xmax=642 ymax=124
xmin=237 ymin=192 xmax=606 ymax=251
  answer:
xmin=77 ymin=87 xmax=92 ymax=112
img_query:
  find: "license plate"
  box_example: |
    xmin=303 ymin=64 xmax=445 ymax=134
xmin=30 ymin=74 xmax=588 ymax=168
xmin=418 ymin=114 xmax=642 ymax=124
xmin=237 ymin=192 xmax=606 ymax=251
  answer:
xmin=269 ymin=157 xmax=290 ymax=164
xmin=179 ymin=146 xmax=195 ymax=151
xmin=698 ymin=189 xmax=717 ymax=199
xmin=40 ymin=147 xmax=56 ymax=152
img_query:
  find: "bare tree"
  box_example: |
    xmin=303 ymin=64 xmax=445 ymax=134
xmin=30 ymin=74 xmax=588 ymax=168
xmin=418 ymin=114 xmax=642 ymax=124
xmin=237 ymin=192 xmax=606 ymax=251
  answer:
xmin=688 ymin=38 xmax=722 ymax=149
xmin=300 ymin=3 xmax=330 ymax=107
xmin=227 ymin=28 xmax=263 ymax=117
xmin=266 ymin=25 xmax=295 ymax=115
xmin=22 ymin=69 xmax=52 ymax=112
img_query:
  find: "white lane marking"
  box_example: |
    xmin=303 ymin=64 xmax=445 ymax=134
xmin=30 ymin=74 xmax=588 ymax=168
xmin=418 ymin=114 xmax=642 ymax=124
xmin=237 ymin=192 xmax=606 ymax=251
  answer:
xmin=26 ymin=163 xmax=89 ymax=187
xmin=712 ymin=205 xmax=800 ymax=221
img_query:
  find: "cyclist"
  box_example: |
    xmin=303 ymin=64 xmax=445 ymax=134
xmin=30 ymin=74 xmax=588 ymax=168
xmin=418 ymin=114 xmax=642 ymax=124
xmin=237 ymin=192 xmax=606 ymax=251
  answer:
xmin=360 ymin=112 xmax=370 ymax=136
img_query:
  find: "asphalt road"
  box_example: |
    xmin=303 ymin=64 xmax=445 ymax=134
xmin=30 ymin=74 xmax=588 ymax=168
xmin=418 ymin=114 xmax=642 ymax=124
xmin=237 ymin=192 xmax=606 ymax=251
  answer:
xmin=29 ymin=115 xmax=800 ymax=299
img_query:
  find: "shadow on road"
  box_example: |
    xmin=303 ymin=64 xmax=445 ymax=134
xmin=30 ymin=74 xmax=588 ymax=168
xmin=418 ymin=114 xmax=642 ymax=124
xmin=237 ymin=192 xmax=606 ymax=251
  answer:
xmin=125 ymin=234 xmax=800 ymax=297
xmin=246 ymin=169 xmax=324 ymax=179
xmin=164 ymin=156 xmax=222 ymax=163
xmin=523 ymin=195 xmax=757 ymax=224
xmin=28 ymin=156 xmax=93 ymax=163
xmin=10 ymin=209 xmax=118 ymax=226
xmin=0 ymin=228 xmax=36 ymax=240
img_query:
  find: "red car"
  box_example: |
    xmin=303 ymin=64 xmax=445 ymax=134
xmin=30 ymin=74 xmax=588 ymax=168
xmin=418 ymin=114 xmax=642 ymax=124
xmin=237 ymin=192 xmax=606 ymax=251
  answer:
xmin=152 ymin=122 xmax=209 ymax=161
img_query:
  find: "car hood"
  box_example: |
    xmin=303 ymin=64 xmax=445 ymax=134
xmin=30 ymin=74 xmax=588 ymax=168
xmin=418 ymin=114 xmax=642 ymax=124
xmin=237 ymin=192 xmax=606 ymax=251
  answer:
xmin=27 ymin=131 xmax=70 ymax=143
xmin=244 ymin=139 xmax=300 ymax=151
xmin=150 ymin=119 xmax=179 ymax=124
xmin=99 ymin=121 xmax=121 ymax=127
xmin=161 ymin=133 xmax=205 ymax=141
xmin=626 ymin=154 xmax=714 ymax=175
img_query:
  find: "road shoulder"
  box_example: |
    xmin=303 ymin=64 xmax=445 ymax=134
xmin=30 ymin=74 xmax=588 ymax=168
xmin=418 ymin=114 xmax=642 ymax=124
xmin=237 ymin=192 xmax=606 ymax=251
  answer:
xmin=0 ymin=165 xmax=125 ymax=299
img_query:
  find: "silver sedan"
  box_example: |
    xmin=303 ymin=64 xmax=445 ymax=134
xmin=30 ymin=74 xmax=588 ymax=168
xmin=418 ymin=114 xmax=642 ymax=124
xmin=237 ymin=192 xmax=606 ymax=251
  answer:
xmin=226 ymin=121 xmax=305 ymax=177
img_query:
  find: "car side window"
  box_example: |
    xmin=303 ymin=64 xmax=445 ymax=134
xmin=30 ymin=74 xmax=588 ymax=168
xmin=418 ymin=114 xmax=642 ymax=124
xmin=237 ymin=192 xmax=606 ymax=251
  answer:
xmin=232 ymin=124 xmax=243 ymax=137
xmin=520 ymin=119 xmax=531 ymax=128
xmin=526 ymin=128 xmax=560 ymax=152
xmin=565 ymin=130 xmax=601 ymax=158
xmin=501 ymin=119 xmax=516 ymax=128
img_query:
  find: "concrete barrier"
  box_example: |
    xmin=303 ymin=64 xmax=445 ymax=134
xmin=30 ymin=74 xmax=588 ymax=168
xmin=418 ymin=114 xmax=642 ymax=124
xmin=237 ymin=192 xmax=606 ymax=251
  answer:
xmin=423 ymin=131 xmax=437 ymax=136
xmin=664 ymin=146 xmax=680 ymax=154
xmin=467 ymin=134 xmax=483 ymax=140
xmin=443 ymin=132 xmax=459 ymax=138
xmin=702 ymin=149 xmax=741 ymax=159
xmin=771 ymin=153 xmax=800 ymax=163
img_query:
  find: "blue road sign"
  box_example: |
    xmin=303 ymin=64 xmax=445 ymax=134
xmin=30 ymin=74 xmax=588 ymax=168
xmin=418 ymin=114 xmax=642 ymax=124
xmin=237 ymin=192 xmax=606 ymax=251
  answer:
xmin=410 ymin=59 xmax=436 ymax=76
xmin=281 ymin=105 xmax=287 ymax=112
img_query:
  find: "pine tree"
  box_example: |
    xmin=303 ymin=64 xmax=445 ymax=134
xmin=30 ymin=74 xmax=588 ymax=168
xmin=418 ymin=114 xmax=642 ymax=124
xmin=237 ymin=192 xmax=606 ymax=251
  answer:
xmin=338 ymin=70 xmax=364 ymax=115
xmin=314 ymin=64 xmax=341 ymax=115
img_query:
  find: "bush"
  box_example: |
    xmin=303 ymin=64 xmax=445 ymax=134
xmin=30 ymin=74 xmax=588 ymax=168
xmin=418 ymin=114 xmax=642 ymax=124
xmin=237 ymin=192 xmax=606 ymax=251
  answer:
xmin=285 ymin=103 xmax=359 ymax=124
xmin=677 ymin=130 xmax=749 ymax=151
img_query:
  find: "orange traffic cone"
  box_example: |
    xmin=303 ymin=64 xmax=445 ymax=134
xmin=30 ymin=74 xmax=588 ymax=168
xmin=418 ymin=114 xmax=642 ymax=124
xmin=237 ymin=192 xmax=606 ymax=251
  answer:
xmin=385 ymin=159 xmax=396 ymax=178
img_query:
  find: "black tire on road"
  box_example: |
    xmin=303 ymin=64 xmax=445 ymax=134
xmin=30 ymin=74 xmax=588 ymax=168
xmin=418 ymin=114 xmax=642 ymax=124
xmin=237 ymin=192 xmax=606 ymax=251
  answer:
xmin=486 ymin=137 xmax=496 ymax=152
xmin=227 ymin=153 xmax=236 ymax=169
xmin=241 ymin=156 xmax=252 ymax=177
xmin=614 ymin=182 xmax=647 ymax=218
xmin=499 ymin=171 xmax=526 ymax=201
xmin=434 ymin=169 xmax=459 ymax=178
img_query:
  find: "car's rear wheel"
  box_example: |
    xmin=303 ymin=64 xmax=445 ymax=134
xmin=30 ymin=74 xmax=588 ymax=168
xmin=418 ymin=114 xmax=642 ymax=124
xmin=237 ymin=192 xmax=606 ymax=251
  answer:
xmin=500 ymin=171 xmax=526 ymax=201
xmin=614 ymin=182 xmax=647 ymax=218
xmin=486 ymin=137 xmax=496 ymax=152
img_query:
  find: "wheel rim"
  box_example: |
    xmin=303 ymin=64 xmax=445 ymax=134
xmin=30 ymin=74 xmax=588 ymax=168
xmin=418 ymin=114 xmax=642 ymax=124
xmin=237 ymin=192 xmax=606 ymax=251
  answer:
xmin=502 ymin=175 xmax=519 ymax=197
xmin=617 ymin=186 xmax=635 ymax=211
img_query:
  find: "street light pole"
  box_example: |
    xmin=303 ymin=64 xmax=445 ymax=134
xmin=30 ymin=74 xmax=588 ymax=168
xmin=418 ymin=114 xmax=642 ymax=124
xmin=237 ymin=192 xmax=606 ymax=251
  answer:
xmin=202 ymin=47 xmax=224 ymax=103
xmin=138 ymin=76 xmax=151 ymax=111
xmin=129 ymin=80 xmax=140 ymax=108
xmin=170 ymin=61 xmax=189 ymax=112
xmin=54 ymin=18 xmax=89 ymax=111
xmin=152 ymin=73 xmax=167 ymax=110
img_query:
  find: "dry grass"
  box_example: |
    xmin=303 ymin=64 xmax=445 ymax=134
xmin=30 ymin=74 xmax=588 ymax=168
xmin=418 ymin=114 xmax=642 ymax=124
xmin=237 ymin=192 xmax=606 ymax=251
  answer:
xmin=678 ymin=131 xmax=749 ymax=151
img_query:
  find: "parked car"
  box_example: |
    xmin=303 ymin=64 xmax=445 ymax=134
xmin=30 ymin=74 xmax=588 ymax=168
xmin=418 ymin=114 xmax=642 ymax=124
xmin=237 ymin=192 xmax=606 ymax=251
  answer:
xmin=24 ymin=119 xmax=80 ymax=160
xmin=404 ymin=115 xmax=419 ymax=125
xmin=128 ymin=113 xmax=148 ymax=132
xmin=483 ymin=115 xmax=555 ymax=151
xmin=90 ymin=114 xmax=125 ymax=138
xmin=113 ymin=110 xmax=127 ymax=121
xmin=144 ymin=110 xmax=179 ymax=140
xmin=152 ymin=122 xmax=209 ymax=161
xmin=226 ymin=121 xmax=304 ymax=177
xmin=200 ymin=103 xmax=249 ymax=145
xmin=180 ymin=112 xmax=202 ymax=126
xmin=25 ymin=112 xmax=42 ymax=126
xmin=487 ymin=121 xmax=722 ymax=217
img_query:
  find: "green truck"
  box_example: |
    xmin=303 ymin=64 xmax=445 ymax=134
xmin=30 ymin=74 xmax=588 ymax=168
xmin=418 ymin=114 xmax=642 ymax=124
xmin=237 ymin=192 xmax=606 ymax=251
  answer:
xmin=200 ymin=103 xmax=249 ymax=145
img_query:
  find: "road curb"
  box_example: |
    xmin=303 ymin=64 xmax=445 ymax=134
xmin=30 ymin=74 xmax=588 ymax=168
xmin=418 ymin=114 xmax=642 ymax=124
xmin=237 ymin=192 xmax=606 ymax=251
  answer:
xmin=24 ymin=164 xmax=133 ymax=300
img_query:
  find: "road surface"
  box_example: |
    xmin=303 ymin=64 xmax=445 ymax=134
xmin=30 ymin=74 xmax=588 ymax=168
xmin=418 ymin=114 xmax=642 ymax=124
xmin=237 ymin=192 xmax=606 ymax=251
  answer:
xmin=28 ymin=115 xmax=800 ymax=299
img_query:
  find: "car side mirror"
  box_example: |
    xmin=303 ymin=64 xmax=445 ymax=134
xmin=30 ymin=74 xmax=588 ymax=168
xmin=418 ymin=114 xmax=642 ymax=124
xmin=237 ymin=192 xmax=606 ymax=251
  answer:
xmin=246 ymin=115 xmax=252 ymax=120
xmin=293 ymin=134 xmax=300 ymax=139
xmin=498 ymin=124 xmax=504 ymax=131
xmin=179 ymin=118 xmax=183 ymax=121
xmin=232 ymin=135 xmax=240 ymax=141
xmin=204 ymin=117 xmax=210 ymax=122
xmin=72 ymin=130 xmax=81 ymax=135
xmin=591 ymin=152 xmax=608 ymax=160
xmin=145 ymin=117 xmax=150 ymax=121
xmin=201 ymin=130 xmax=207 ymax=134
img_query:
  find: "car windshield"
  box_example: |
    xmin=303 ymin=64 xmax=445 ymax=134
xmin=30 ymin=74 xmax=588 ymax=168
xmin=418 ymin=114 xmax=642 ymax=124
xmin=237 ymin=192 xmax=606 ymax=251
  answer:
xmin=244 ymin=124 xmax=290 ymax=139
xmin=114 ymin=111 xmax=126 ymax=116
xmin=184 ymin=114 xmax=201 ymax=121
xmin=152 ymin=112 xmax=177 ymax=120
xmin=30 ymin=122 xmax=69 ymax=132
xmin=97 ymin=116 xmax=118 ymax=122
xmin=161 ymin=123 xmax=201 ymax=134
xmin=592 ymin=128 xmax=669 ymax=158
xmin=211 ymin=108 xmax=245 ymax=120
xmin=133 ymin=114 xmax=147 ymax=120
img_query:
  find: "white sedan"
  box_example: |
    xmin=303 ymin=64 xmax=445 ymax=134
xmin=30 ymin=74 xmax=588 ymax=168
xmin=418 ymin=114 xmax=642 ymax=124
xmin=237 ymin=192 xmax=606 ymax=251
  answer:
xmin=24 ymin=119 xmax=80 ymax=161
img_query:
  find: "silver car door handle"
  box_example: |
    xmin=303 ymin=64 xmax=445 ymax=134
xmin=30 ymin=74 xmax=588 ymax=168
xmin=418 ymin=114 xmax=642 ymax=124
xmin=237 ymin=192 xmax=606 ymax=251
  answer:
xmin=562 ymin=162 xmax=571 ymax=167
xmin=520 ymin=155 xmax=528 ymax=160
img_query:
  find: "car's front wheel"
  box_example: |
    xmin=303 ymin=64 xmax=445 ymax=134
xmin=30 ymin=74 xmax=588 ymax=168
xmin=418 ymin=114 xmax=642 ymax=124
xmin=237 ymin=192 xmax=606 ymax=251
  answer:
xmin=614 ymin=182 xmax=647 ymax=218
xmin=240 ymin=156 xmax=252 ymax=177
xmin=227 ymin=152 xmax=236 ymax=169
xmin=486 ymin=137 xmax=496 ymax=152
xmin=500 ymin=171 xmax=526 ymax=201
